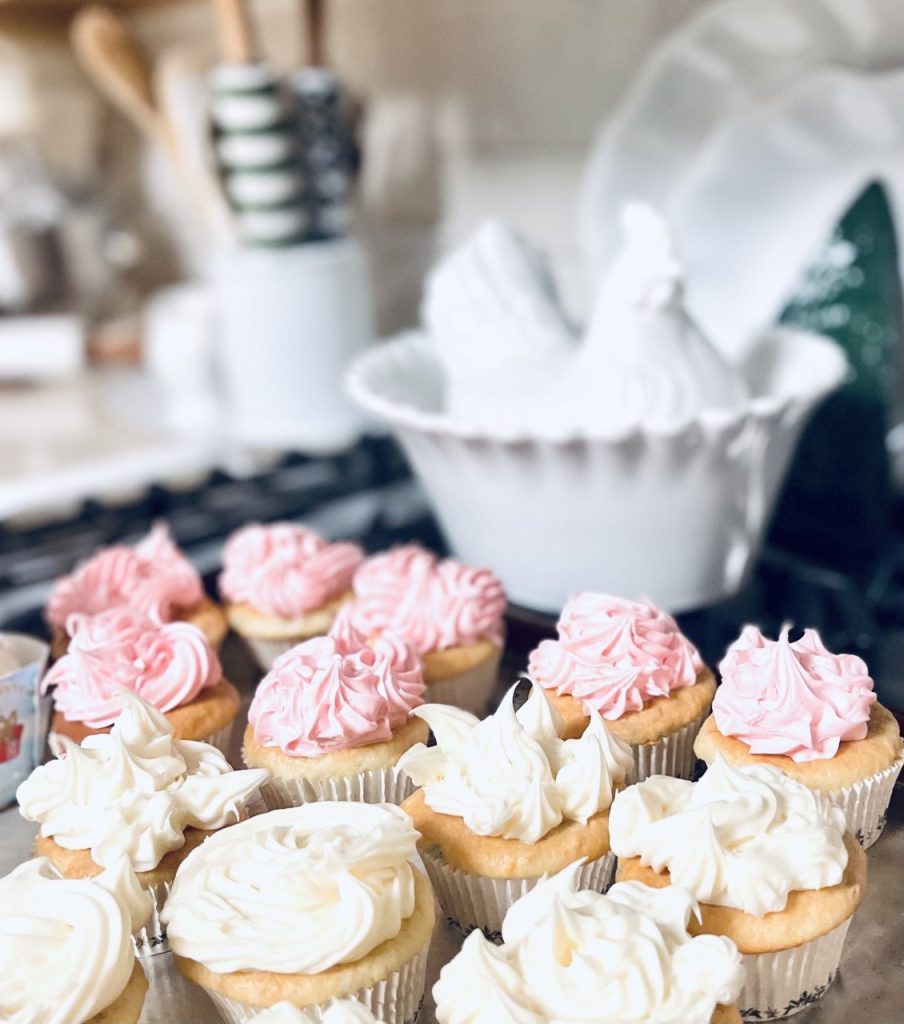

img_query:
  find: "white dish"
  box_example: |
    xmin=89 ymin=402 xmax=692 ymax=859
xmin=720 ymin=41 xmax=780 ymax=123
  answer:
xmin=348 ymin=329 xmax=846 ymax=613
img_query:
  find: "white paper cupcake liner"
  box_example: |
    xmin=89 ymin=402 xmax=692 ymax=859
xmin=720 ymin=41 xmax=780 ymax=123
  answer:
xmin=203 ymin=939 xmax=429 ymax=1024
xmin=257 ymin=764 xmax=415 ymax=810
xmin=133 ymin=879 xmax=172 ymax=957
xmin=241 ymin=636 xmax=302 ymax=673
xmin=827 ymin=755 xmax=904 ymax=849
xmin=632 ymin=709 xmax=709 ymax=782
xmin=738 ymin=917 xmax=852 ymax=1020
xmin=201 ymin=722 xmax=235 ymax=760
xmin=420 ymin=845 xmax=616 ymax=941
xmin=425 ymin=646 xmax=503 ymax=717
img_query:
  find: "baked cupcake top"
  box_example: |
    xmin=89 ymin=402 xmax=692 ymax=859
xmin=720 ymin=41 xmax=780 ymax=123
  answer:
xmin=41 ymin=607 xmax=221 ymax=728
xmin=433 ymin=861 xmax=743 ymax=1024
xmin=0 ymin=856 xmax=150 ymax=1024
xmin=248 ymin=630 xmax=424 ymax=757
xmin=17 ymin=692 xmax=268 ymax=872
xmin=609 ymin=756 xmax=849 ymax=916
xmin=219 ymin=522 xmax=363 ymax=618
xmin=162 ymin=802 xmax=420 ymax=973
xmin=398 ymin=681 xmax=633 ymax=843
xmin=528 ymin=592 xmax=702 ymax=718
xmin=338 ymin=544 xmax=506 ymax=655
xmin=249 ymin=1002 xmax=386 ymax=1023
xmin=714 ymin=625 xmax=876 ymax=762
xmin=46 ymin=523 xmax=203 ymax=631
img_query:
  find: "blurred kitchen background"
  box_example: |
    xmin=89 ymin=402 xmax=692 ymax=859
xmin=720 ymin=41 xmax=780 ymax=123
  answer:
xmin=0 ymin=0 xmax=901 ymax=708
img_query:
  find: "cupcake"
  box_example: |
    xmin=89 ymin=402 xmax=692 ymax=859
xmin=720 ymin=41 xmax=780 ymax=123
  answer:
xmin=219 ymin=522 xmax=363 ymax=670
xmin=242 ymin=629 xmax=428 ymax=809
xmin=45 ymin=522 xmax=227 ymax=655
xmin=162 ymin=802 xmax=435 ymax=1024
xmin=337 ymin=544 xmax=506 ymax=715
xmin=398 ymin=680 xmax=633 ymax=938
xmin=528 ymin=592 xmax=715 ymax=779
xmin=0 ymin=856 xmax=151 ymax=1023
xmin=610 ymin=756 xmax=867 ymax=1021
xmin=18 ymin=690 xmax=267 ymax=953
xmin=248 ymin=1002 xmax=387 ymax=1023
xmin=695 ymin=625 xmax=904 ymax=848
xmin=42 ymin=606 xmax=241 ymax=755
xmin=433 ymin=862 xmax=744 ymax=1024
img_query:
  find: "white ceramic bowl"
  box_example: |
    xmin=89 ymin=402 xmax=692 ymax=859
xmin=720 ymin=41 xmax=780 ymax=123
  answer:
xmin=348 ymin=329 xmax=847 ymax=613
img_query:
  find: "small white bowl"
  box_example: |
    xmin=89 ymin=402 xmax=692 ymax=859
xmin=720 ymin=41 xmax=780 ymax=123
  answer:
xmin=348 ymin=329 xmax=847 ymax=613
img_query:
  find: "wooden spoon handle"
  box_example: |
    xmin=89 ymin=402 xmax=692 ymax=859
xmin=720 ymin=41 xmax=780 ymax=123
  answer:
xmin=211 ymin=0 xmax=257 ymax=64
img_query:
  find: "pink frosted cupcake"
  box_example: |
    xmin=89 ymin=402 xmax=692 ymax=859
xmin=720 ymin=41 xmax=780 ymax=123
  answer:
xmin=46 ymin=523 xmax=227 ymax=656
xmin=695 ymin=625 xmax=904 ymax=848
xmin=336 ymin=545 xmax=506 ymax=715
xmin=42 ymin=606 xmax=240 ymax=756
xmin=219 ymin=522 xmax=363 ymax=670
xmin=528 ymin=592 xmax=715 ymax=780
xmin=242 ymin=627 xmax=428 ymax=808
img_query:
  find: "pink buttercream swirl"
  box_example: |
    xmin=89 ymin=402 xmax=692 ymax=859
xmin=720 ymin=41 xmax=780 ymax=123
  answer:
xmin=714 ymin=624 xmax=876 ymax=762
xmin=46 ymin=524 xmax=204 ymax=631
xmin=528 ymin=592 xmax=703 ymax=719
xmin=41 ymin=607 xmax=221 ymax=727
xmin=339 ymin=545 xmax=506 ymax=655
xmin=218 ymin=522 xmax=363 ymax=618
xmin=248 ymin=627 xmax=425 ymax=756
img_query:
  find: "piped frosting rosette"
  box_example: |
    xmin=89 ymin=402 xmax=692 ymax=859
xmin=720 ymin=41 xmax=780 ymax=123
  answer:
xmin=244 ymin=630 xmax=425 ymax=808
xmin=339 ymin=545 xmax=506 ymax=715
xmin=162 ymin=803 xmax=434 ymax=1024
xmin=17 ymin=692 xmax=268 ymax=952
xmin=610 ymin=757 xmax=867 ymax=1020
xmin=220 ymin=523 xmax=363 ymax=668
xmin=529 ymin=592 xmax=712 ymax=780
xmin=46 ymin=524 xmax=204 ymax=632
xmin=433 ymin=861 xmax=744 ymax=1024
xmin=41 ymin=606 xmax=234 ymax=754
xmin=699 ymin=625 xmax=903 ymax=847
xmin=398 ymin=682 xmax=633 ymax=937
xmin=0 ymin=857 xmax=151 ymax=1024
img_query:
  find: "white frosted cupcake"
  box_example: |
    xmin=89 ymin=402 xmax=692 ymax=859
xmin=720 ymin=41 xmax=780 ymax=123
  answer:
xmin=611 ymin=757 xmax=867 ymax=1021
xmin=528 ymin=592 xmax=715 ymax=780
xmin=434 ymin=862 xmax=745 ymax=1024
xmin=243 ymin=630 xmax=428 ymax=809
xmin=336 ymin=545 xmax=506 ymax=716
xmin=0 ymin=856 xmax=151 ymax=1023
xmin=219 ymin=522 xmax=363 ymax=669
xmin=247 ymin=1001 xmax=387 ymax=1023
xmin=695 ymin=625 xmax=904 ymax=848
xmin=17 ymin=691 xmax=268 ymax=954
xmin=399 ymin=680 xmax=633 ymax=938
xmin=162 ymin=803 xmax=435 ymax=1024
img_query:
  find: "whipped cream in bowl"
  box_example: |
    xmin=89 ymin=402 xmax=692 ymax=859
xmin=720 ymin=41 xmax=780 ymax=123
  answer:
xmin=348 ymin=206 xmax=847 ymax=612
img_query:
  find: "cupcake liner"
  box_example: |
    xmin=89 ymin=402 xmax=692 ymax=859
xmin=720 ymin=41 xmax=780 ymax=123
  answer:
xmin=420 ymin=845 xmax=616 ymax=941
xmin=257 ymin=764 xmax=415 ymax=810
xmin=827 ymin=755 xmax=904 ymax=849
xmin=425 ymin=647 xmax=503 ymax=717
xmin=633 ymin=709 xmax=709 ymax=782
xmin=133 ymin=879 xmax=172 ymax=957
xmin=202 ymin=939 xmax=429 ymax=1024
xmin=240 ymin=636 xmax=302 ymax=673
xmin=201 ymin=722 xmax=235 ymax=760
xmin=738 ymin=917 xmax=852 ymax=1021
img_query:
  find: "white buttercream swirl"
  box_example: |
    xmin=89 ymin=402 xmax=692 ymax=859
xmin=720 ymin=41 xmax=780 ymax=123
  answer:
xmin=17 ymin=691 xmax=268 ymax=872
xmin=398 ymin=681 xmax=633 ymax=842
xmin=433 ymin=862 xmax=743 ymax=1024
xmin=0 ymin=857 xmax=150 ymax=1024
xmin=162 ymin=802 xmax=420 ymax=974
xmin=249 ymin=1002 xmax=387 ymax=1024
xmin=609 ymin=755 xmax=849 ymax=916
